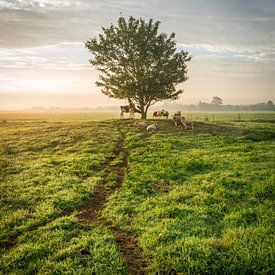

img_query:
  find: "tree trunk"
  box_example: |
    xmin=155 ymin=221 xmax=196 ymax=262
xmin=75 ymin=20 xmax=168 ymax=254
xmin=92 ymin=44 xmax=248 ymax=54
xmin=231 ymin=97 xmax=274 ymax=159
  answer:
xmin=140 ymin=110 xmax=147 ymax=119
xmin=141 ymin=112 xmax=147 ymax=119
xmin=140 ymin=104 xmax=147 ymax=119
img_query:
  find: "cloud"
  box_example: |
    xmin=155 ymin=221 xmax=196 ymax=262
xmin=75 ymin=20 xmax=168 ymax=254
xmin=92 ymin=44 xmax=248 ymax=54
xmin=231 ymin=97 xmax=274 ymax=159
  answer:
xmin=0 ymin=42 xmax=91 ymax=70
xmin=0 ymin=0 xmax=83 ymax=10
xmin=0 ymin=63 xmax=97 ymax=95
xmin=179 ymin=43 xmax=275 ymax=63
xmin=0 ymin=7 xmax=98 ymax=47
xmin=181 ymin=55 xmax=275 ymax=104
xmin=1 ymin=0 xmax=274 ymax=49
xmin=0 ymin=0 xmax=274 ymax=106
xmin=0 ymin=42 xmax=96 ymax=95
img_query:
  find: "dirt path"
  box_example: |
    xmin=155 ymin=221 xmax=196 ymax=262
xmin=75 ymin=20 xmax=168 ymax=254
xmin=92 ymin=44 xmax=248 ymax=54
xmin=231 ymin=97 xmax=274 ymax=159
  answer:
xmin=77 ymin=127 xmax=147 ymax=274
xmin=2 ymin=126 xmax=148 ymax=274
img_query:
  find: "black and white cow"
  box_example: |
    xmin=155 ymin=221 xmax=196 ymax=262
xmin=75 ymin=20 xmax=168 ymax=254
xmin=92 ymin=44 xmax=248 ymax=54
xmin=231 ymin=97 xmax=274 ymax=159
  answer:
xmin=120 ymin=99 xmax=136 ymax=119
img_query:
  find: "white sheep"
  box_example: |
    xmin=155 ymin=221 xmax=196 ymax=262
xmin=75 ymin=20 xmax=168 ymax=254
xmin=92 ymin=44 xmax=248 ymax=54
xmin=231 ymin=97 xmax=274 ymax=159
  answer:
xmin=182 ymin=119 xmax=194 ymax=130
xmin=173 ymin=115 xmax=185 ymax=126
xmin=173 ymin=115 xmax=194 ymax=129
xmin=146 ymin=123 xmax=157 ymax=131
xmin=135 ymin=121 xmax=147 ymax=128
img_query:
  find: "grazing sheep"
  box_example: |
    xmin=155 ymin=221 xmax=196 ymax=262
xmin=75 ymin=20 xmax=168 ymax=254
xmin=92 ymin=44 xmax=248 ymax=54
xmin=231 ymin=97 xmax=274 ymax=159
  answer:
xmin=173 ymin=115 xmax=184 ymax=127
xmin=147 ymin=123 xmax=157 ymax=131
xmin=134 ymin=121 xmax=147 ymax=128
xmin=182 ymin=119 xmax=194 ymax=130
xmin=173 ymin=115 xmax=194 ymax=129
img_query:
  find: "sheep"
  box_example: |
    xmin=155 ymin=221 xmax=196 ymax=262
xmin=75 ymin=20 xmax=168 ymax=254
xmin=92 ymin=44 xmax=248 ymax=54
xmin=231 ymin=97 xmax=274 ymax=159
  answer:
xmin=174 ymin=111 xmax=181 ymax=116
xmin=134 ymin=121 xmax=147 ymax=128
xmin=173 ymin=115 xmax=194 ymax=129
xmin=173 ymin=115 xmax=184 ymax=127
xmin=146 ymin=123 xmax=157 ymax=131
xmin=182 ymin=119 xmax=194 ymax=130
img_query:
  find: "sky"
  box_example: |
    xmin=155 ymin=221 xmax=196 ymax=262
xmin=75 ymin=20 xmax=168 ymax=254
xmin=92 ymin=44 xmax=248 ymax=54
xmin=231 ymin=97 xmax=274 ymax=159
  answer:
xmin=0 ymin=0 xmax=274 ymax=110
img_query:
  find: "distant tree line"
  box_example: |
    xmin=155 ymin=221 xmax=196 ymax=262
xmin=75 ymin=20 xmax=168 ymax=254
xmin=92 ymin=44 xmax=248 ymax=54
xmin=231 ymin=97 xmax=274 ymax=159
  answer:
xmin=14 ymin=99 xmax=274 ymax=113
xmin=159 ymin=98 xmax=275 ymax=112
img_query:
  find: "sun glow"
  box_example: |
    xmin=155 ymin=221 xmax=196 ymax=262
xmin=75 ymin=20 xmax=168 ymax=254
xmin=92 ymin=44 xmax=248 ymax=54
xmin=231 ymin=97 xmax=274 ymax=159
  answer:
xmin=2 ymin=78 xmax=91 ymax=94
xmin=19 ymin=79 xmax=73 ymax=93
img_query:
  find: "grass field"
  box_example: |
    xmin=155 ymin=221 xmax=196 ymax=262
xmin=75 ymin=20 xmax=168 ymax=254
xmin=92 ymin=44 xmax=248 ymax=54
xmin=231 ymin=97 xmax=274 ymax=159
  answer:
xmin=0 ymin=112 xmax=274 ymax=274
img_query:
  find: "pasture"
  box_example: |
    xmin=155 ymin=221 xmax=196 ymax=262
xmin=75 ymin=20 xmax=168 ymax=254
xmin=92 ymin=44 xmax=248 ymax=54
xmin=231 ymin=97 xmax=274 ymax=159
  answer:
xmin=0 ymin=112 xmax=274 ymax=274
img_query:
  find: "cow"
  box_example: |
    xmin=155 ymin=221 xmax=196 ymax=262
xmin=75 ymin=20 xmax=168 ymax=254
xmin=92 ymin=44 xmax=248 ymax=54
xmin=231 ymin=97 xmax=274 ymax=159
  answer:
xmin=120 ymin=99 xmax=136 ymax=119
xmin=120 ymin=106 xmax=134 ymax=119
xmin=153 ymin=110 xmax=169 ymax=119
xmin=162 ymin=110 xmax=169 ymax=119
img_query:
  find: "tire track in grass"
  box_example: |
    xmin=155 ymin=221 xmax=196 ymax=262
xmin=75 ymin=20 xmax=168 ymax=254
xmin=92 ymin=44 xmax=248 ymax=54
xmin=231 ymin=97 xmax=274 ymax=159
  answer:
xmin=1 ymin=123 xmax=146 ymax=274
xmin=77 ymin=126 xmax=147 ymax=275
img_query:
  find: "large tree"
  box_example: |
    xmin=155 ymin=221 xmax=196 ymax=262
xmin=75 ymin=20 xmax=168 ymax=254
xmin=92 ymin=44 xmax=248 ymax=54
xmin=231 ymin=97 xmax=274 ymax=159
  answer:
xmin=85 ymin=16 xmax=191 ymax=118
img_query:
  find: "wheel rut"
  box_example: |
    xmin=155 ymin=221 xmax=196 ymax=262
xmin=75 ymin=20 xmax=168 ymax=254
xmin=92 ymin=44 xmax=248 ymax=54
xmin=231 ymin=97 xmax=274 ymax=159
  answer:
xmin=77 ymin=127 xmax=147 ymax=274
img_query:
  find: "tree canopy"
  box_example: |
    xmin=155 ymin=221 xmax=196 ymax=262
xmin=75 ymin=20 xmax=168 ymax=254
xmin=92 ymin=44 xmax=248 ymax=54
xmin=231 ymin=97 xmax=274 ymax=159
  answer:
xmin=211 ymin=96 xmax=223 ymax=105
xmin=85 ymin=16 xmax=191 ymax=118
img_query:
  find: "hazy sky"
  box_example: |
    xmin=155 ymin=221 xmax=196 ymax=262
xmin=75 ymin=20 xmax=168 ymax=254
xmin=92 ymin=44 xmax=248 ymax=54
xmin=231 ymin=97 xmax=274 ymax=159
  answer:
xmin=0 ymin=0 xmax=274 ymax=109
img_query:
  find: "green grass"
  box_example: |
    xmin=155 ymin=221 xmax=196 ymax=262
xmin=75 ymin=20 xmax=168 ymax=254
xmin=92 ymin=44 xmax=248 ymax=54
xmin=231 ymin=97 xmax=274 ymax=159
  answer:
xmin=0 ymin=112 xmax=274 ymax=274
xmin=0 ymin=119 xmax=127 ymax=273
xmin=0 ymin=112 xmax=119 ymax=122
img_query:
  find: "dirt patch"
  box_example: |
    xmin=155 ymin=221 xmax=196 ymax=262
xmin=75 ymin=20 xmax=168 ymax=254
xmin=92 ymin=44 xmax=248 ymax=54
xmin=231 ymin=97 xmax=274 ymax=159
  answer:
xmin=111 ymin=228 xmax=147 ymax=275
xmin=152 ymin=180 xmax=171 ymax=193
xmin=77 ymin=184 xmax=109 ymax=225
xmin=77 ymin=130 xmax=126 ymax=224
xmin=114 ymin=131 xmax=128 ymax=187
xmin=76 ymin=127 xmax=147 ymax=274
